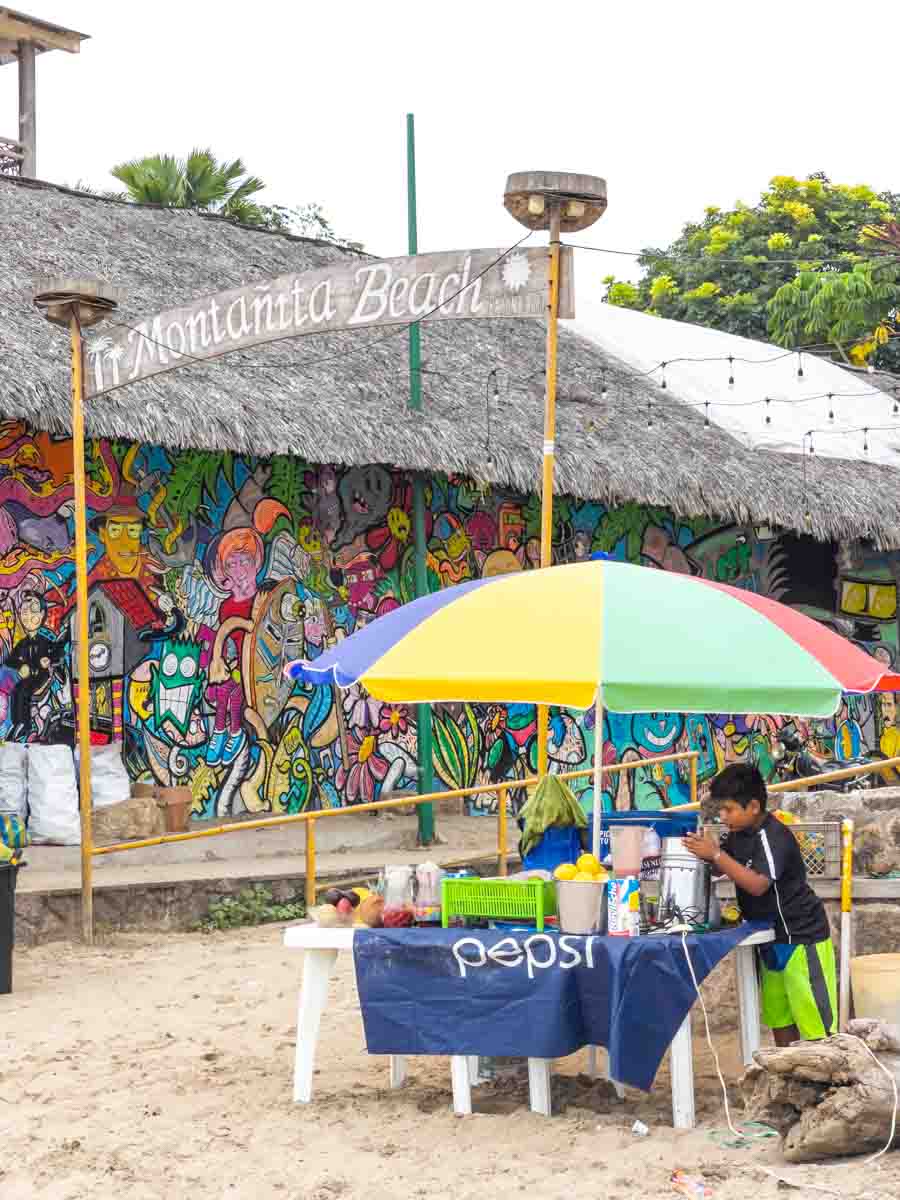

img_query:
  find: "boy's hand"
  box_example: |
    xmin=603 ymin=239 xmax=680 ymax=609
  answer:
xmin=682 ymin=832 xmax=719 ymax=862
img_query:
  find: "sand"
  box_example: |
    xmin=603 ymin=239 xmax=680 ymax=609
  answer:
xmin=3 ymin=926 xmax=900 ymax=1200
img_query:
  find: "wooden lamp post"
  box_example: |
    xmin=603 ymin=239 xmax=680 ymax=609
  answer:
xmin=503 ymin=172 xmax=607 ymax=774
xmin=33 ymin=278 xmax=124 ymax=944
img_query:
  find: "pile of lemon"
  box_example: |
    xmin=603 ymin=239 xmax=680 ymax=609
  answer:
xmin=554 ymin=853 xmax=608 ymax=883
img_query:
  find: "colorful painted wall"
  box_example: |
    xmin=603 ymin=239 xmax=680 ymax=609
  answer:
xmin=0 ymin=418 xmax=898 ymax=819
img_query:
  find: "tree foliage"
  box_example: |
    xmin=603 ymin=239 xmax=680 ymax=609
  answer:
xmin=604 ymin=174 xmax=900 ymax=369
xmin=111 ymin=148 xmax=267 ymax=222
xmin=101 ymin=148 xmax=362 ymax=248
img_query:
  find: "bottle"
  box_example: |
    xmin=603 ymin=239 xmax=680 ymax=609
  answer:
xmin=628 ymin=887 xmax=642 ymax=937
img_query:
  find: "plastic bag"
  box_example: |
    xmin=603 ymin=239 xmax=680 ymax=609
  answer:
xmin=27 ymin=744 xmax=80 ymax=845
xmin=0 ymin=742 xmax=27 ymax=819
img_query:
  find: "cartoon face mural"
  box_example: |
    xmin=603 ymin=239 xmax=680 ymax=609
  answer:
xmin=336 ymin=466 xmax=391 ymax=547
xmin=630 ymin=712 xmax=685 ymax=758
xmin=151 ymin=638 xmax=204 ymax=736
xmin=0 ymin=418 xmax=896 ymax=821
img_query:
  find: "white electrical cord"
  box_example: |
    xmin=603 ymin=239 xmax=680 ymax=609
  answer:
xmin=680 ymin=933 xmax=899 ymax=1170
xmin=680 ymin=930 xmax=744 ymax=1140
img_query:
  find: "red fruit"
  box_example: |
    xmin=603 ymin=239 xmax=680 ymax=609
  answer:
xmin=336 ymin=898 xmax=353 ymax=915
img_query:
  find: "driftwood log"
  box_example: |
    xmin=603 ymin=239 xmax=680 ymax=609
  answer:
xmin=741 ymin=1019 xmax=900 ymax=1162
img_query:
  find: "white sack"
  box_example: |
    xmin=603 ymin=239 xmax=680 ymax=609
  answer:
xmin=77 ymin=743 xmax=131 ymax=810
xmin=27 ymin=744 xmax=80 ymax=845
xmin=0 ymin=742 xmax=27 ymax=819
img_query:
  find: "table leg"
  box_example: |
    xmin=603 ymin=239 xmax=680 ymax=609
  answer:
xmin=293 ymin=947 xmax=338 ymax=1103
xmin=735 ymin=945 xmax=761 ymax=1067
xmin=389 ymin=1056 xmax=408 ymax=1089
xmin=669 ymin=1014 xmax=695 ymax=1130
xmin=451 ymin=1055 xmax=472 ymax=1115
xmin=586 ymin=1046 xmax=598 ymax=1078
xmin=467 ymin=1056 xmax=481 ymax=1085
xmin=528 ymin=1059 xmax=553 ymax=1117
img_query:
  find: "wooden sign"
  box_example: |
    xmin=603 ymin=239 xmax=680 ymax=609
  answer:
xmin=84 ymin=246 xmax=575 ymax=397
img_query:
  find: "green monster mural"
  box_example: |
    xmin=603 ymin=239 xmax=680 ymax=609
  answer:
xmin=149 ymin=637 xmax=204 ymax=739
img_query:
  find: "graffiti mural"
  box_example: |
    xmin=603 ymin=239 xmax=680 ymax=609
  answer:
xmin=1 ymin=418 xmax=898 ymax=819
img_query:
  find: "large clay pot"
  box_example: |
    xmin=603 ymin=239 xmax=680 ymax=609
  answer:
xmin=157 ymin=786 xmax=192 ymax=834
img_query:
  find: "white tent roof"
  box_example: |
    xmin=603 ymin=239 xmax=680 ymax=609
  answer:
xmin=566 ymin=294 xmax=900 ymax=469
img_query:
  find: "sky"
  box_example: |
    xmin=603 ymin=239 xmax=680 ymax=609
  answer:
xmin=2 ymin=0 xmax=899 ymax=306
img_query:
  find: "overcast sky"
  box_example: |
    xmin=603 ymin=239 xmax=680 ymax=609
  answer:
xmin=3 ymin=1 xmax=899 ymax=301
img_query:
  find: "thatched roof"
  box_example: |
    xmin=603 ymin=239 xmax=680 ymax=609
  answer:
xmin=2 ymin=174 xmax=899 ymax=546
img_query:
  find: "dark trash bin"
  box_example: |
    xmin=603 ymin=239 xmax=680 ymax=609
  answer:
xmin=0 ymin=862 xmax=18 ymax=995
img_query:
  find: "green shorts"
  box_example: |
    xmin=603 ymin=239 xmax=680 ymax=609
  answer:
xmin=759 ymin=938 xmax=837 ymax=1040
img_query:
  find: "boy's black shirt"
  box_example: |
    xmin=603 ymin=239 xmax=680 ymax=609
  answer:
xmin=721 ymin=813 xmax=829 ymax=944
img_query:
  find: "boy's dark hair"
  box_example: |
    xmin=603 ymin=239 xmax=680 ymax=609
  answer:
xmin=709 ymin=763 xmax=767 ymax=810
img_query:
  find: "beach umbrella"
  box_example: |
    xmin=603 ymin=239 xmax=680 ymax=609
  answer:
xmin=285 ymin=560 xmax=899 ymax=852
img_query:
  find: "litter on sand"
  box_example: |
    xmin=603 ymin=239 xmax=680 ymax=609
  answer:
xmin=708 ymin=1120 xmax=778 ymax=1149
xmin=671 ymin=1170 xmax=713 ymax=1199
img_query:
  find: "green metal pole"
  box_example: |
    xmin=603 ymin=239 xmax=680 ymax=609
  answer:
xmin=407 ymin=113 xmax=435 ymax=845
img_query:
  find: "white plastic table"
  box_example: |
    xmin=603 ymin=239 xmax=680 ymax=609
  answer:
xmin=283 ymin=925 xmax=774 ymax=1129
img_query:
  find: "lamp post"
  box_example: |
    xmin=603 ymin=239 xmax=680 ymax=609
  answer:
xmin=503 ymin=172 xmax=607 ymax=775
xmin=33 ymin=278 xmax=123 ymax=944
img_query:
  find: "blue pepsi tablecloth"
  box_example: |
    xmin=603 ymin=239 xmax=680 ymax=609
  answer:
xmin=353 ymin=923 xmax=769 ymax=1091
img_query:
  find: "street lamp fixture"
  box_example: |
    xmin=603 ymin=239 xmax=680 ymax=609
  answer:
xmin=34 ymin=276 xmax=124 ymax=944
xmin=503 ymin=171 xmax=607 ymax=775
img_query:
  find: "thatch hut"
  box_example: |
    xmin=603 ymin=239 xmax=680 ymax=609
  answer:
xmin=0 ymin=174 xmax=898 ymax=817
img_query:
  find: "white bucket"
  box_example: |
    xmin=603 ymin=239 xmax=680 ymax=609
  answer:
xmin=850 ymin=954 xmax=900 ymax=1026
xmin=556 ymin=880 xmax=608 ymax=935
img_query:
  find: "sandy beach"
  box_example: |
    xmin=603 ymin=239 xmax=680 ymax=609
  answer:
xmin=4 ymin=926 xmax=899 ymax=1200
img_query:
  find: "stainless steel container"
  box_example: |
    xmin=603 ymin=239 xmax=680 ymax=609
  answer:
xmin=657 ymin=837 xmax=711 ymax=925
xmin=556 ymin=880 xmax=608 ymax=935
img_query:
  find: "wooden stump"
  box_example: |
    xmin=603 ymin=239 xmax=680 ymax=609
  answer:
xmin=741 ymin=1020 xmax=900 ymax=1162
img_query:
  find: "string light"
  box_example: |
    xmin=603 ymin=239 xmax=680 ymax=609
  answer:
xmin=827 ymin=394 xmax=835 ymax=421
xmin=894 ymin=388 xmax=899 ymax=416
xmin=600 ymin=376 xmax=608 ymax=399
xmin=864 ymin=427 xmax=870 ymax=454
xmin=796 ymin=352 xmax=804 ymax=381
xmin=704 ymin=401 xmax=710 ymax=428
xmin=727 ymin=356 xmax=735 ymax=388
xmin=646 ymin=399 xmax=653 ymax=428
xmin=764 ymin=398 xmax=771 ymax=425
xmin=808 ymin=434 xmax=815 ymax=455
xmin=660 ymin=362 xmax=668 ymax=390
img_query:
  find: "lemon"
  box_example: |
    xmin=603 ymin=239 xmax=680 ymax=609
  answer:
xmin=573 ymin=871 xmax=598 ymax=882
xmin=576 ymin=852 xmax=602 ymax=876
xmin=352 ymin=887 xmax=371 ymax=900
xmin=554 ymin=863 xmax=578 ymax=881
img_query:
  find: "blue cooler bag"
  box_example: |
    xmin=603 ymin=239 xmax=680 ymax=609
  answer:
xmin=521 ymin=825 xmax=584 ymax=873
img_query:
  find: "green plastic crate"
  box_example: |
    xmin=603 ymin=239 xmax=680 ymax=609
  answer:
xmin=441 ymin=877 xmax=557 ymax=930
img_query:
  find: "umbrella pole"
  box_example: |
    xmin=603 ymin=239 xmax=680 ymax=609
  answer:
xmin=592 ymin=690 xmax=604 ymax=860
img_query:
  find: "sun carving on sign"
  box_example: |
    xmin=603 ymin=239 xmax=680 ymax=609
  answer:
xmin=501 ymin=253 xmax=531 ymax=292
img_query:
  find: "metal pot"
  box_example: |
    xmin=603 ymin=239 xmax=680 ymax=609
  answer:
xmin=657 ymin=837 xmax=711 ymax=925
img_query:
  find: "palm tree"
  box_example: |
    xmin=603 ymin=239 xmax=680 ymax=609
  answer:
xmin=109 ymin=148 xmax=268 ymax=224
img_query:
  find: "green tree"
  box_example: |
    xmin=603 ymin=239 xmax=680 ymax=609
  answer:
xmin=99 ymin=150 xmax=362 ymax=248
xmin=604 ymin=174 xmax=900 ymax=369
xmin=111 ymin=148 xmax=268 ymax=223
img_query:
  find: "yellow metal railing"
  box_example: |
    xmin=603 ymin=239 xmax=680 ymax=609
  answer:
xmin=90 ymin=750 xmax=700 ymax=909
xmin=85 ymin=749 xmax=900 ymax=916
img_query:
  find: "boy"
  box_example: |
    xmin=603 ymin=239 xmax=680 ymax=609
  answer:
xmin=683 ymin=763 xmax=836 ymax=1045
